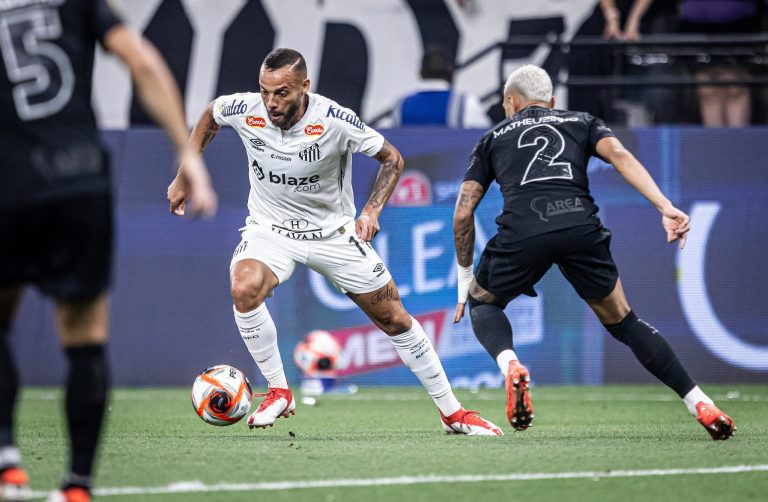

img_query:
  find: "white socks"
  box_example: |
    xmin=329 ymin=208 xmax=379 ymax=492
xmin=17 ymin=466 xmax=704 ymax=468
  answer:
xmin=389 ymin=317 xmax=461 ymax=416
xmin=496 ymin=349 xmax=519 ymax=374
xmin=234 ymin=304 xmax=288 ymax=389
xmin=683 ymin=386 xmax=714 ymax=416
xmin=0 ymin=445 xmax=21 ymax=469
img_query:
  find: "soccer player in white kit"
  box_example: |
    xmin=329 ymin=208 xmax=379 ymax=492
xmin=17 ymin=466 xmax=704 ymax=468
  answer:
xmin=167 ymin=48 xmax=501 ymax=435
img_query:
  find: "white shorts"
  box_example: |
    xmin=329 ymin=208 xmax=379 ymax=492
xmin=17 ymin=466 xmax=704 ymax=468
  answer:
xmin=230 ymin=218 xmax=392 ymax=294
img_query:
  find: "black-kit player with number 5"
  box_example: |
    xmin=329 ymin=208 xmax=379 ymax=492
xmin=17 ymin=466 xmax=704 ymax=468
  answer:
xmin=0 ymin=1 xmax=216 ymax=500
xmin=452 ymin=64 xmax=734 ymax=440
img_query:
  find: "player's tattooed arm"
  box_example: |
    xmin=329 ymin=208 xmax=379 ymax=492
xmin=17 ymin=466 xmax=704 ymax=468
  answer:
xmin=356 ymin=140 xmax=405 ymax=241
xmin=192 ymin=101 xmax=221 ymax=153
xmin=453 ymin=181 xmax=484 ymax=267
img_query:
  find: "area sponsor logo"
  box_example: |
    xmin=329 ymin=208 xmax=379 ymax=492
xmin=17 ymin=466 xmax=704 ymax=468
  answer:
xmin=246 ymin=116 xmax=266 ymax=128
xmin=327 ymin=310 xmax=447 ymax=377
xmin=304 ymin=124 xmax=324 ymax=136
xmin=530 ymin=196 xmax=584 ymax=222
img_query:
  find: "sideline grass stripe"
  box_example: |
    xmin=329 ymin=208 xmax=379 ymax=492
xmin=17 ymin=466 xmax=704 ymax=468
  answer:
xmin=27 ymin=464 xmax=768 ymax=498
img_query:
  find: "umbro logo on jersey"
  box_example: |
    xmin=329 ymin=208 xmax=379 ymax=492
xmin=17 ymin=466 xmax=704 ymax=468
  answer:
xmin=299 ymin=143 xmax=321 ymax=162
xmin=220 ymin=99 xmax=246 ymax=117
xmin=249 ymin=137 xmax=266 ymax=151
xmin=246 ymin=116 xmax=266 ymax=128
xmin=304 ymin=124 xmax=324 ymax=136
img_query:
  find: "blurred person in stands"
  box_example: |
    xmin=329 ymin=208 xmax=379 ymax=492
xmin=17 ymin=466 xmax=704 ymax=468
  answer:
xmin=390 ymin=44 xmax=491 ymax=128
xmin=570 ymin=0 xmax=679 ymax=124
xmin=0 ymin=1 xmax=217 ymax=501
xmin=678 ymin=0 xmax=760 ymax=127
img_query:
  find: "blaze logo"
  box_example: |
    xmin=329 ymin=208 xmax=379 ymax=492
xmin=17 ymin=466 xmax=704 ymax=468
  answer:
xmin=246 ymin=116 xmax=266 ymax=128
xmin=304 ymin=124 xmax=324 ymax=136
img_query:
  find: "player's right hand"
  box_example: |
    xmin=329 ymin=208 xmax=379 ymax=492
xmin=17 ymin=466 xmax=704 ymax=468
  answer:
xmin=661 ymin=205 xmax=690 ymax=250
xmin=452 ymin=302 xmax=466 ymax=323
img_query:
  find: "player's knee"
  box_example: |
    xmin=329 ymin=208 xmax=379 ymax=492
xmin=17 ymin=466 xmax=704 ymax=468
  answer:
xmin=230 ymin=280 xmax=266 ymax=313
xmin=378 ymin=309 xmax=412 ymax=336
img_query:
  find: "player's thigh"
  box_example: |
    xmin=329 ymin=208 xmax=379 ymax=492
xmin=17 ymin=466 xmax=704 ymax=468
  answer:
xmin=474 ymin=232 xmax=551 ymax=300
xmin=307 ymin=221 xmax=392 ymax=296
xmin=554 ymin=225 xmax=619 ymax=301
xmin=230 ymin=223 xmax=300 ymax=297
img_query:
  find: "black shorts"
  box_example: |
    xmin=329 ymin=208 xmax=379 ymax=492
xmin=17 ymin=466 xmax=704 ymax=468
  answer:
xmin=475 ymin=224 xmax=619 ymax=301
xmin=0 ymin=194 xmax=113 ymax=302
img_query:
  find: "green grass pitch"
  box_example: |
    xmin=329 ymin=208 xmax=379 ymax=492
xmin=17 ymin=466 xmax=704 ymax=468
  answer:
xmin=14 ymin=385 xmax=768 ymax=501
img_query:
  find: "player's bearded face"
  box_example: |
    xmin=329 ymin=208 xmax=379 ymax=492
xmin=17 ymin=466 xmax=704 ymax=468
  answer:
xmin=259 ymin=67 xmax=309 ymax=130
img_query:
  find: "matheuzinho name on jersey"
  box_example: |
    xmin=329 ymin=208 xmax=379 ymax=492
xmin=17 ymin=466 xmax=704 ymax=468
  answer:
xmin=493 ymin=115 xmax=579 ymax=138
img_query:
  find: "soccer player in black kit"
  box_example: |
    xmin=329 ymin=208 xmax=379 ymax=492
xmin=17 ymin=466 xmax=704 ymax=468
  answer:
xmin=0 ymin=1 xmax=216 ymax=500
xmin=452 ymin=65 xmax=735 ymax=440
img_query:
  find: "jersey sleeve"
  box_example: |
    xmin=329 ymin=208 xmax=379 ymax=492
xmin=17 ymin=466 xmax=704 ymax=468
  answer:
xmin=463 ymin=134 xmax=494 ymax=190
xmin=586 ymin=114 xmax=616 ymax=157
xmin=92 ymin=0 xmax=124 ymax=44
xmin=211 ymin=94 xmax=240 ymax=127
xmin=331 ymin=106 xmax=385 ymax=156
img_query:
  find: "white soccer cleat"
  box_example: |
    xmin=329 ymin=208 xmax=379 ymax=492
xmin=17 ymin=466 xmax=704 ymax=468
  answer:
xmin=247 ymin=387 xmax=296 ymax=428
xmin=440 ymin=407 xmax=504 ymax=436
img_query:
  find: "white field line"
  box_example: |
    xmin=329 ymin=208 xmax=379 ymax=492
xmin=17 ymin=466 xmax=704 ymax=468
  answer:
xmin=27 ymin=464 xmax=768 ymax=498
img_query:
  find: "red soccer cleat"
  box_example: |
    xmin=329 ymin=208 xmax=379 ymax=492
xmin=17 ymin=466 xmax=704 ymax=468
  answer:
xmin=440 ymin=407 xmax=503 ymax=436
xmin=695 ymin=402 xmax=735 ymax=440
xmin=247 ymin=387 xmax=296 ymax=429
xmin=0 ymin=466 xmax=30 ymax=501
xmin=506 ymin=360 xmax=534 ymax=431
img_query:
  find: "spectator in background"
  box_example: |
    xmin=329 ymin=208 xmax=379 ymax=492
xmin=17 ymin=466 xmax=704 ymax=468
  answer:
xmin=391 ymin=45 xmax=491 ymax=128
xmin=678 ymin=0 xmax=760 ymax=127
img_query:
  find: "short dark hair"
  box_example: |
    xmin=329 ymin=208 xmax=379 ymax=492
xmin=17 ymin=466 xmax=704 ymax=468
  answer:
xmin=420 ymin=44 xmax=454 ymax=82
xmin=263 ymin=48 xmax=307 ymax=75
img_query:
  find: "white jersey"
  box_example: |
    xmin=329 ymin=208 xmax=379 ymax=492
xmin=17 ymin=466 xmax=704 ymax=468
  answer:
xmin=212 ymin=92 xmax=384 ymax=239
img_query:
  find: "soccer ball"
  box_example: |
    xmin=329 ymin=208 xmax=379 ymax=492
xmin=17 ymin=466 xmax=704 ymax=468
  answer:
xmin=191 ymin=365 xmax=253 ymax=426
xmin=293 ymin=330 xmax=341 ymax=376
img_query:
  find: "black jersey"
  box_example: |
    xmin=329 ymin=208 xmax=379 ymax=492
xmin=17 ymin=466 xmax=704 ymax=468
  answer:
xmin=0 ymin=0 xmax=121 ymax=206
xmin=464 ymin=106 xmax=615 ymax=241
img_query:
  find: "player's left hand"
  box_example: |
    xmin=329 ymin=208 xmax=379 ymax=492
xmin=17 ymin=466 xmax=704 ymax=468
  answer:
xmin=452 ymin=302 xmax=466 ymax=323
xmin=662 ymin=205 xmax=690 ymax=250
xmin=356 ymin=208 xmax=380 ymax=242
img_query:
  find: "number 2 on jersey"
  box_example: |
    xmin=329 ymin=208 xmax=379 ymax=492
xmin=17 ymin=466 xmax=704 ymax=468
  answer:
xmin=518 ymin=124 xmax=572 ymax=185
xmin=0 ymin=7 xmax=74 ymax=121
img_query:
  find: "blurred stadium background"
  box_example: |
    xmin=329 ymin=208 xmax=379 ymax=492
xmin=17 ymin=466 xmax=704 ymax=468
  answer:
xmin=11 ymin=0 xmax=768 ymax=391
